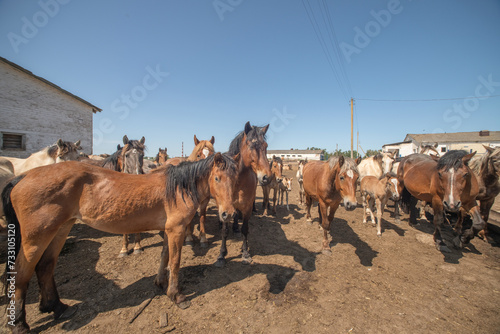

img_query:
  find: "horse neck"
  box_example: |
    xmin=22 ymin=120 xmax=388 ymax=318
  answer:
xmin=23 ymin=149 xmax=57 ymax=171
xmin=196 ymin=170 xmax=211 ymax=202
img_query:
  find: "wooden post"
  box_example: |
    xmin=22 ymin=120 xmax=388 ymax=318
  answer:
xmin=351 ymin=98 xmax=354 ymax=159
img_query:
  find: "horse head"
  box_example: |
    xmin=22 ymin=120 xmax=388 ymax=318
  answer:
xmin=482 ymin=145 xmax=500 ymax=178
xmin=436 ymin=150 xmax=476 ymax=212
xmin=191 ymin=135 xmax=215 ymax=160
xmin=238 ymin=121 xmax=272 ymax=186
xmin=381 ymin=152 xmax=396 ymax=174
xmin=55 ymin=139 xmax=82 ymax=162
xmin=209 ymin=152 xmax=238 ymax=223
xmin=384 ymin=173 xmax=401 ymax=201
xmin=271 ymin=155 xmax=283 ymax=183
xmin=121 ymin=135 xmax=146 ymax=175
xmin=155 ymin=147 xmax=168 ymax=166
xmin=330 ymin=155 xmax=361 ymax=211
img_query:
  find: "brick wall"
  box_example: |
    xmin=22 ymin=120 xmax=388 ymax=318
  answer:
xmin=0 ymin=61 xmax=95 ymax=158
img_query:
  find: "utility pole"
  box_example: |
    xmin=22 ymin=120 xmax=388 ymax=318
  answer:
xmin=350 ymin=98 xmax=354 ymax=159
xmin=181 ymin=142 xmax=184 ymax=157
xmin=357 ymin=131 xmax=359 ymax=158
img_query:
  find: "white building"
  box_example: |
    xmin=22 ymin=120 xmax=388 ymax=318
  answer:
xmin=382 ymin=131 xmax=500 ymax=157
xmin=0 ymin=57 xmax=101 ymax=158
xmin=267 ymin=149 xmax=323 ymax=161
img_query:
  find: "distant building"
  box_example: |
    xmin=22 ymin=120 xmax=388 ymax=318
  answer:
xmin=0 ymin=57 xmax=101 ymax=158
xmin=267 ymin=149 xmax=323 ymax=161
xmin=382 ymin=131 xmax=500 ymax=157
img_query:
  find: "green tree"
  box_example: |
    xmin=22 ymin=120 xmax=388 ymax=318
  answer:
xmin=365 ymin=149 xmax=381 ymax=157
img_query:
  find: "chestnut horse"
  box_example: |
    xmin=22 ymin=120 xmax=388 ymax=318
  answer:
xmin=165 ymin=135 xmax=215 ymax=166
xmin=261 ymin=155 xmax=283 ymax=215
xmin=397 ymin=151 xmax=485 ymax=252
xmin=468 ymin=146 xmax=500 ymax=242
xmin=214 ymin=122 xmax=272 ymax=267
xmin=2 ymin=153 xmax=237 ymax=333
xmin=4 ymin=139 xmax=82 ymax=175
xmin=303 ymin=155 xmax=361 ymax=254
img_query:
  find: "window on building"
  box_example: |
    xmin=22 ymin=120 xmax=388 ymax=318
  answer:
xmin=441 ymin=147 xmax=446 ymax=153
xmin=1 ymin=133 xmax=25 ymax=150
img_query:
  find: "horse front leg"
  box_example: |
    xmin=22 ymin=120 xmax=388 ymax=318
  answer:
xmin=478 ymin=198 xmax=494 ymax=242
xmin=285 ymin=191 xmax=289 ymax=211
xmin=240 ymin=209 xmax=253 ymax=264
xmin=376 ymin=198 xmax=384 ymax=237
xmin=155 ymin=229 xmax=169 ymax=290
xmin=305 ymin=195 xmax=313 ymax=224
xmin=319 ymin=201 xmax=331 ymax=255
xmin=119 ymin=234 xmax=129 ymax=257
xmin=262 ymin=185 xmax=270 ymax=215
xmin=133 ymin=233 xmax=143 ymax=255
xmin=431 ymin=201 xmax=451 ymax=253
xmin=165 ymin=222 xmax=191 ymax=309
xmin=198 ymin=199 xmax=209 ymax=248
xmin=271 ymin=187 xmax=278 ymax=215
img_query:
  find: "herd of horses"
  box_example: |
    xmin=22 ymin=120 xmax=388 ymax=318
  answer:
xmin=0 ymin=122 xmax=499 ymax=333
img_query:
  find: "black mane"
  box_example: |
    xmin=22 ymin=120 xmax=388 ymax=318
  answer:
xmin=100 ymin=148 xmax=122 ymax=171
xmin=165 ymin=153 xmax=237 ymax=205
xmin=437 ymin=150 xmax=468 ymax=170
xmin=227 ymin=124 xmax=267 ymax=156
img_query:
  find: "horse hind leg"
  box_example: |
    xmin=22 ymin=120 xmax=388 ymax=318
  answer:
xmin=240 ymin=209 xmax=253 ymax=265
xmin=36 ymin=220 xmax=77 ymax=319
xmin=198 ymin=200 xmax=209 ymax=248
xmin=133 ymin=233 xmax=144 ymax=255
xmin=119 ymin=234 xmax=129 ymax=257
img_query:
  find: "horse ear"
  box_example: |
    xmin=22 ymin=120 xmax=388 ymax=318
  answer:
xmin=159 ymin=148 xmax=162 ymax=152
xmin=140 ymin=136 xmax=145 ymax=144
xmin=213 ymin=152 xmax=223 ymax=166
xmin=117 ymin=144 xmax=122 ymax=150
xmin=194 ymin=135 xmax=200 ymax=145
xmin=233 ymin=153 xmax=241 ymax=163
xmin=210 ymin=136 xmax=215 ymax=145
xmin=433 ymin=142 xmax=438 ymax=148
xmin=392 ymin=151 xmax=397 ymax=159
xmin=123 ymin=135 xmax=129 ymax=145
xmin=244 ymin=121 xmax=252 ymax=135
xmin=56 ymin=139 xmax=64 ymax=147
xmin=74 ymin=140 xmax=82 ymax=150
xmin=261 ymin=124 xmax=270 ymax=135
xmin=338 ymin=155 xmax=345 ymax=168
xmin=483 ymin=145 xmax=495 ymax=154
xmin=355 ymin=156 xmax=362 ymax=165
xmin=429 ymin=154 xmax=439 ymax=162
xmin=463 ymin=151 xmax=476 ymax=165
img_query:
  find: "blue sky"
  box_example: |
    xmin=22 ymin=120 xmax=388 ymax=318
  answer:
xmin=1 ymin=0 xmax=499 ymax=156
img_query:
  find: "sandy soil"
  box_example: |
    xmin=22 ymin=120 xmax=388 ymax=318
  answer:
xmin=1 ymin=167 xmax=500 ymax=334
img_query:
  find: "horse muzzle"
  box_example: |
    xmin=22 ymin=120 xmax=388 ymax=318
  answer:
xmin=443 ymin=200 xmax=461 ymax=213
xmin=258 ymin=173 xmax=271 ymax=186
xmin=343 ymin=199 xmax=357 ymax=211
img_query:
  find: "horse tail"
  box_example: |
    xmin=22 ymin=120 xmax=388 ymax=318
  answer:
xmin=2 ymin=174 xmax=26 ymax=294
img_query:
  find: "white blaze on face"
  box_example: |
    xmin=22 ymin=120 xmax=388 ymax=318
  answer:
xmin=448 ymin=168 xmax=455 ymax=206
xmin=390 ymin=178 xmax=399 ymax=197
xmin=346 ymin=169 xmax=354 ymax=179
xmin=202 ymin=148 xmax=210 ymax=158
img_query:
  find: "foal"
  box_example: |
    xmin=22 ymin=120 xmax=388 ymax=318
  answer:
xmin=262 ymin=155 xmax=283 ymax=215
xmin=278 ymin=177 xmax=293 ymax=211
xmin=296 ymin=160 xmax=306 ymax=205
xmin=360 ymin=173 xmax=401 ymax=236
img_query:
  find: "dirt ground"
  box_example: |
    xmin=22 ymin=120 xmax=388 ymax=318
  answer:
xmin=1 ymin=167 xmax=500 ymax=334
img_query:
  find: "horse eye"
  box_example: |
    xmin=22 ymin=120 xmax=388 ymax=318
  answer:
xmin=464 ymin=172 xmax=469 ymax=178
xmin=339 ymin=176 xmax=345 ymax=181
xmin=215 ymin=176 xmax=220 ymax=182
xmin=438 ymin=172 xmax=442 ymax=178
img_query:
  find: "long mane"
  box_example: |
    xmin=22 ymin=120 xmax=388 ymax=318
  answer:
xmin=328 ymin=156 xmax=359 ymax=174
xmin=165 ymin=153 xmax=237 ymax=205
xmin=437 ymin=150 xmax=468 ymax=171
xmin=227 ymin=125 xmax=267 ymax=156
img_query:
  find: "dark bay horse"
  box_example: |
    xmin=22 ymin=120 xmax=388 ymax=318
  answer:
xmin=397 ymin=150 xmax=484 ymax=252
xmin=303 ymin=155 xmax=361 ymax=254
xmin=262 ymin=155 xmax=283 ymax=215
xmin=469 ymin=146 xmax=500 ymax=242
xmin=2 ymin=153 xmax=237 ymax=333
xmin=154 ymin=147 xmax=169 ymax=166
xmin=213 ymin=121 xmax=272 ymax=267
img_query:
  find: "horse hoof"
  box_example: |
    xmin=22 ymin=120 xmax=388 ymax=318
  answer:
xmin=452 ymin=237 xmax=463 ymax=249
xmin=377 ymin=233 xmax=382 ymax=237
xmin=54 ymin=304 xmax=78 ymax=320
xmin=133 ymin=249 xmax=144 ymax=255
xmin=177 ymin=300 xmax=191 ymax=310
xmin=436 ymin=244 xmax=452 ymax=253
xmin=200 ymin=242 xmax=209 ymax=248
xmin=321 ymin=249 xmax=332 ymax=256
xmin=241 ymin=256 xmax=252 ymax=265
xmin=185 ymin=241 xmax=194 ymax=247
xmin=214 ymin=258 xmax=226 ymax=268
xmin=118 ymin=252 xmax=128 ymax=258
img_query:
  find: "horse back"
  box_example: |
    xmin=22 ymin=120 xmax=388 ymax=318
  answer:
xmin=400 ymin=156 xmax=438 ymax=202
xmin=303 ymin=160 xmax=333 ymax=200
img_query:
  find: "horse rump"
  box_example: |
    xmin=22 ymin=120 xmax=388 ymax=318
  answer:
xmin=1 ymin=174 xmax=25 ymax=293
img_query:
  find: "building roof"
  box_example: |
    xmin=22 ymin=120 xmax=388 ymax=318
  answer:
xmin=267 ymin=149 xmax=323 ymax=155
xmin=405 ymin=131 xmax=500 ymax=144
xmin=1 ymin=57 xmax=102 ymax=113
xmin=382 ymin=140 xmax=412 ymax=147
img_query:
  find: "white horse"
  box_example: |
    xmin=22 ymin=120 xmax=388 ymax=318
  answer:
xmin=358 ymin=152 xmax=396 ymax=180
xmin=3 ymin=139 xmax=82 ymax=175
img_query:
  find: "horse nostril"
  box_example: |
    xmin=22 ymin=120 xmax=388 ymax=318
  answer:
xmin=456 ymin=201 xmax=461 ymax=208
xmin=221 ymin=212 xmax=228 ymax=220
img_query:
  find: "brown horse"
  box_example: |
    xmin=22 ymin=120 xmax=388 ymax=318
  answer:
xmin=261 ymin=155 xmax=283 ymax=215
xmin=2 ymin=153 xmax=237 ymax=333
xmin=360 ymin=173 xmax=402 ymax=236
xmin=154 ymin=147 xmax=169 ymax=166
xmin=213 ymin=122 xmax=272 ymax=267
xmin=165 ymin=135 xmax=215 ymax=166
xmin=303 ymin=155 xmax=361 ymax=254
xmin=397 ymin=151 xmax=485 ymax=252
xmin=3 ymin=139 xmax=82 ymax=175
xmin=468 ymin=146 xmax=500 ymax=242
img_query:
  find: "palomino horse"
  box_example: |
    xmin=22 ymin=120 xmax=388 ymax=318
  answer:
xmin=358 ymin=151 xmax=396 ymax=180
xmin=397 ymin=151 xmax=485 ymax=252
xmin=278 ymin=177 xmax=293 ymax=211
xmin=303 ymin=155 xmax=361 ymax=254
xmin=296 ymin=159 xmax=307 ymax=205
xmin=165 ymin=135 xmax=215 ymax=166
xmin=3 ymin=139 xmax=81 ymax=175
xmin=2 ymin=153 xmax=237 ymax=333
xmin=469 ymin=145 xmax=500 ymax=242
xmin=214 ymin=122 xmax=272 ymax=267
xmin=262 ymin=155 xmax=283 ymax=215
xmin=154 ymin=147 xmax=169 ymax=166
xmin=360 ymin=173 xmax=402 ymax=236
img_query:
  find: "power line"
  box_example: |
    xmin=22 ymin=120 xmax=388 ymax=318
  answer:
xmin=356 ymin=95 xmax=500 ymax=102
